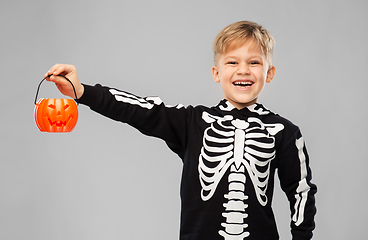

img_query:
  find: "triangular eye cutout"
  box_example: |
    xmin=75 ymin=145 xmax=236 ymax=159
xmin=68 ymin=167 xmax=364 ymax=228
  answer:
xmin=48 ymin=104 xmax=56 ymax=109
xmin=64 ymin=104 xmax=70 ymax=110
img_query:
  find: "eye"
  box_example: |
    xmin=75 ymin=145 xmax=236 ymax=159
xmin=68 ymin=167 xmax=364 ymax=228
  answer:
xmin=250 ymin=61 xmax=260 ymax=65
xmin=64 ymin=104 xmax=70 ymax=110
xmin=227 ymin=61 xmax=237 ymax=65
xmin=48 ymin=104 xmax=56 ymax=109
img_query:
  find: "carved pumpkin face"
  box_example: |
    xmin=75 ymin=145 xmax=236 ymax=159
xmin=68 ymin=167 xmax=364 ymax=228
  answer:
xmin=35 ymin=98 xmax=78 ymax=132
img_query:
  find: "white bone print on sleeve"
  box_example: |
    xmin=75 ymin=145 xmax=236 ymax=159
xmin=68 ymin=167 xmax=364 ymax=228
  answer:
xmin=109 ymin=89 xmax=184 ymax=109
xmin=292 ymin=137 xmax=311 ymax=226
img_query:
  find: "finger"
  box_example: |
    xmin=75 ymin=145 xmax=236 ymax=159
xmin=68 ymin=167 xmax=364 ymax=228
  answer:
xmin=55 ymin=64 xmax=76 ymax=77
xmin=44 ymin=64 xmax=61 ymax=78
xmin=52 ymin=75 xmax=69 ymax=85
xmin=44 ymin=74 xmax=57 ymax=82
xmin=44 ymin=64 xmax=70 ymax=80
xmin=44 ymin=69 xmax=53 ymax=78
xmin=45 ymin=74 xmax=65 ymax=86
xmin=50 ymin=64 xmax=66 ymax=76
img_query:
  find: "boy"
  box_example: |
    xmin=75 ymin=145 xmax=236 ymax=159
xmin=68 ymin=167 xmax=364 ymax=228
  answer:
xmin=45 ymin=21 xmax=317 ymax=240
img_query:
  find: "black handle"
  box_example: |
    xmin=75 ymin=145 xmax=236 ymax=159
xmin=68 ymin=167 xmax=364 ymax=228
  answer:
xmin=34 ymin=75 xmax=79 ymax=105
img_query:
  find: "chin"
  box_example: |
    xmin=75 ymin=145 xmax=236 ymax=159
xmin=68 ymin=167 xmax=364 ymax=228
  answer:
xmin=237 ymin=99 xmax=257 ymax=106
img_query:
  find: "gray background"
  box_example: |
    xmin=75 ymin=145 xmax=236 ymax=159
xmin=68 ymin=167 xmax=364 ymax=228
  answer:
xmin=1 ymin=0 xmax=367 ymax=239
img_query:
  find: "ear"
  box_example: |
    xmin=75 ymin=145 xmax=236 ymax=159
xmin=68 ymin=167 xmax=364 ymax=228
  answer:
xmin=212 ymin=65 xmax=221 ymax=83
xmin=266 ymin=65 xmax=276 ymax=83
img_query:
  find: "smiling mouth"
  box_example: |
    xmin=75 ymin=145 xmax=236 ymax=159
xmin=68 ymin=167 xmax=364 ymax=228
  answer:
xmin=233 ymin=81 xmax=254 ymax=87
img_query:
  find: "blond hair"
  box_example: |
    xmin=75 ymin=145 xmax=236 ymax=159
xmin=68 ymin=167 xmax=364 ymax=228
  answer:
xmin=213 ymin=21 xmax=275 ymax=65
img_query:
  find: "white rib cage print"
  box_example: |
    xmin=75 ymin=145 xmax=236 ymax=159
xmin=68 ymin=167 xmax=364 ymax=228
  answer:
xmin=199 ymin=111 xmax=284 ymax=239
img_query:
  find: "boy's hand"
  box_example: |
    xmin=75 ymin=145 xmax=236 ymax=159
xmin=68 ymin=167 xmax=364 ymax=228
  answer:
xmin=44 ymin=64 xmax=84 ymax=99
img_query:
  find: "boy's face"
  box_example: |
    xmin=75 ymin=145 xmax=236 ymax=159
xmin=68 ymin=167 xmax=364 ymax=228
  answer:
xmin=212 ymin=40 xmax=275 ymax=109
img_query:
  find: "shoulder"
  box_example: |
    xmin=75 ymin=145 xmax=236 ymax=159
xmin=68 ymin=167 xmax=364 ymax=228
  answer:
xmin=256 ymin=105 xmax=304 ymax=148
xmin=257 ymin=104 xmax=300 ymax=132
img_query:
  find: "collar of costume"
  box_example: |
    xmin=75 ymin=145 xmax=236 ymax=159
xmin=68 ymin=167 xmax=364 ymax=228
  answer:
xmin=216 ymin=99 xmax=272 ymax=116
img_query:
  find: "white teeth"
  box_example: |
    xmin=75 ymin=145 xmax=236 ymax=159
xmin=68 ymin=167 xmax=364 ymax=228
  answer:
xmin=233 ymin=81 xmax=253 ymax=86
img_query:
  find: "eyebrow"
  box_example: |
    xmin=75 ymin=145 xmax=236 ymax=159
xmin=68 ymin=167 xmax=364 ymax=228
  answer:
xmin=223 ymin=54 xmax=264 ymax=61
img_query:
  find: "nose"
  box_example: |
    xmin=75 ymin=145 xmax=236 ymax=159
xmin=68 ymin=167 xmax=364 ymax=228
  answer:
xmin=236 ymin=64 xmax=250 ymax=75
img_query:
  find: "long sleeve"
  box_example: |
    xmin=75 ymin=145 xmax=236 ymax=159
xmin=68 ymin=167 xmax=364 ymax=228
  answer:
xmin=77 ymin=84 xmax=191 ymax=158
xmin=276 ymin=128 xmax=317 ymax=240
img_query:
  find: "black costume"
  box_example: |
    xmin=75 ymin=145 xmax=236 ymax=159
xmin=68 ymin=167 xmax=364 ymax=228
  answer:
xmin=77 ymin=84 xmax=317 ymax=240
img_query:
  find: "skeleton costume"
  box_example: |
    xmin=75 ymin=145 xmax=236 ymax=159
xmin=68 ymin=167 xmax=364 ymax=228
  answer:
xmin=77 ymin=84 xmax=317 ymax=240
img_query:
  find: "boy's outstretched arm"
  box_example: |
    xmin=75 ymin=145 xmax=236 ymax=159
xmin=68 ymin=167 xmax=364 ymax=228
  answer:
xmin=44 ymin=64 xmax=84 ymax=99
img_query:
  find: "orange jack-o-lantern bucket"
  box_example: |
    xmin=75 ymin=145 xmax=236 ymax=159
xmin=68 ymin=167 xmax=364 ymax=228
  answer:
xmin=34 ymin=75 xmax=78 ymax=132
